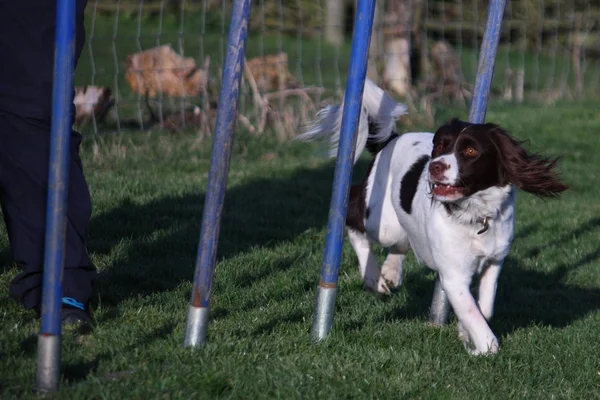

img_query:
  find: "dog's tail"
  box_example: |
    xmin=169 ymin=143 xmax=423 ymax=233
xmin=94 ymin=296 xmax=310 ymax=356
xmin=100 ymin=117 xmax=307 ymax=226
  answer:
xmin=295 ymin=78 xmax=407 ymax=164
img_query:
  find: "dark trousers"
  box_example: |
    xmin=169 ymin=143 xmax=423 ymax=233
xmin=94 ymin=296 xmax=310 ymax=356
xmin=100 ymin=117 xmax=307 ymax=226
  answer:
xmin=0 ymin=110 xmax=96 ymax=311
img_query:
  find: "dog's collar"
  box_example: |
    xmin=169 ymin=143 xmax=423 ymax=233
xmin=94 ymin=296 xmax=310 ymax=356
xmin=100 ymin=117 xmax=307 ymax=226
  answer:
xmin=442 ymin=203 xmax=490 ymax=234
xmin=476 ymin=216 xmax=489 ymax=235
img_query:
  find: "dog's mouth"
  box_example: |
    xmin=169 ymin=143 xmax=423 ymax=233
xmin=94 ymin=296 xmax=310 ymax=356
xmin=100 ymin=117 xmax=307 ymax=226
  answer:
xmin=431 ymin=182 xmax=465 ymax=198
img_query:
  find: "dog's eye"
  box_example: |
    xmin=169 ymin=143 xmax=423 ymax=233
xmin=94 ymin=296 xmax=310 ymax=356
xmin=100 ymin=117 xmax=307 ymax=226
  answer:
xmin=464 ymin=146 xmax=478 ymax=157
xmin=434 ymin=143 xmax=444 ymax=154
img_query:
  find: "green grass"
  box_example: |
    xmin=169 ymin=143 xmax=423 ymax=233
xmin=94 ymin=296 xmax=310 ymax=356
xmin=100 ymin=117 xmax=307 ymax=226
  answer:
xmin=1 ymin=98 xmax=600 ymax=398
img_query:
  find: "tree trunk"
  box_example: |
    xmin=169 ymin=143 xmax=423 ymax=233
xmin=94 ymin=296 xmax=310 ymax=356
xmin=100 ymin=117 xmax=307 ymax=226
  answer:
xmin=367 ymin=0 xmax=385 ymax=83
xmin=325 ymin=0 xmax=345 ymax=46
xmin=383 ymin=0 xmax=412 ymax=97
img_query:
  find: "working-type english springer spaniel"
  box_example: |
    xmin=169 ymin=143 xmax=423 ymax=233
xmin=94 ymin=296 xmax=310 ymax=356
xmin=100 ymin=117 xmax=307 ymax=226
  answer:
xmin=297 ymin=79 xmax=568 ymax=355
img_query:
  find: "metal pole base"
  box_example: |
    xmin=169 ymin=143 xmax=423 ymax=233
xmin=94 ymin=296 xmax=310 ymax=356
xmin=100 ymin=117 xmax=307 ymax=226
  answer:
xmin=183 ymin=305 xmax=209 ymax=348
xmin=429 ymin=276 xmax=451 ymax=326
xmin=311 ymin=286 xmax=338 ymax=341
xmin=34 ymin=334 xmax=61 ymax=393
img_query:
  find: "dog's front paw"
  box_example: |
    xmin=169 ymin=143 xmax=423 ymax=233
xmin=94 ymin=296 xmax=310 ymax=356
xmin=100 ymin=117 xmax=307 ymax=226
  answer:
xmin=457 ymin=321 xmax=470 ymax=343
xmin=364 ymin=277 xmax=392 ymax=295
xmin=465 ymin=337 xmax=499 ymax=356
xmin=376 ymin=277 xmax=392 ymax=295
xmin=466 ymin=342 xmax=499 ymax=356
xmin=381 ymin=266 xmax=402 ymax=290
xmin=458 ymin=322 xmax=499 ymax=355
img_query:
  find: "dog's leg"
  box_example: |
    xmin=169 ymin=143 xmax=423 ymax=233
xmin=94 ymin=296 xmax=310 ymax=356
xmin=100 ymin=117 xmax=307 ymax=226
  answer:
xmin=477 ymin=261 xmax=503 ymax=320
xmin=380 ymin=251 xmax=404 ymax=290
xmin=347 ymin=228 xmax=390 ymax=294
xmin=440 ymin=273 xmax=499 ymax=355
xmin=380 ymin=242 xmax=410 ymax=290
xmin=458 ymin=262 xmax=503 ymax=344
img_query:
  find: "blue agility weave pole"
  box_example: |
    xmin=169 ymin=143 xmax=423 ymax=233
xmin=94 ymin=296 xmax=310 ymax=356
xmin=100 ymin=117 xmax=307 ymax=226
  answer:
xmin=35 ymin=0 xmax=76 ymax=392
xmin=468 ymin=0 xmax=508 ymax=124
xmin=183 ymin=0 xmax=252 ymax=348
xmin=429 ymin=0 xmax=507 ymax=325
xmin=311 ymin=0 xmax=377 ymax=341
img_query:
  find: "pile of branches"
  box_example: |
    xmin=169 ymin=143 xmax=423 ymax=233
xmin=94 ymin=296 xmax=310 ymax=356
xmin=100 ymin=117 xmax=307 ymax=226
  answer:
xmin=237 ymin=53 xmax=325 ymax=141
xmin=118 ymin=48 xmax=324 ymax=140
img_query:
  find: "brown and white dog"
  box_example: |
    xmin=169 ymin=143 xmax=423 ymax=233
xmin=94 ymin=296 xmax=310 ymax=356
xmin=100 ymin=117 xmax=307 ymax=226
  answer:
xmin=297 ymin=79 xmax=568 ymax=355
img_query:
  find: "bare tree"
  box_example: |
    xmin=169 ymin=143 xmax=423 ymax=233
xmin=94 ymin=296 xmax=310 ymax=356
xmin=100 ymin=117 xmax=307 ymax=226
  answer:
xmin=367 ymin=0 xmax=385 ymax=83
xmin=325 ymin=0 xmax=345 ymax=46
xmin=383 ymin=0 xmax=412 ymax=97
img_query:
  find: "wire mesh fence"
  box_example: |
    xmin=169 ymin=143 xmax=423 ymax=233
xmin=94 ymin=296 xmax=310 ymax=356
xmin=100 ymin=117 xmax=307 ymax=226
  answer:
xmin=73 ymin=0 xmax=600 ymax=136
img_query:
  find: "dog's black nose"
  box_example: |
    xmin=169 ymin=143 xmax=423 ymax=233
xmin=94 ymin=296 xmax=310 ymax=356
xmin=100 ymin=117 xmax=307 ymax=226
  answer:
xmin=429 ymin=160 xmax=449 ymax=178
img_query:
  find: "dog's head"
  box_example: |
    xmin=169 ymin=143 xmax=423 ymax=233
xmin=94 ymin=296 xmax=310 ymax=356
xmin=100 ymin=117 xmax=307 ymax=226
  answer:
xmin=428 ymin=118 xmax=568 ymax=202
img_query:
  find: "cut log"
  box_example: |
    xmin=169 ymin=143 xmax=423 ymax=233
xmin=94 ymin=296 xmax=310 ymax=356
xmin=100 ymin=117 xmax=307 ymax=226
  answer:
xmin=245 ymin=53 xmax=299 ymax=93
xmin=124 ymin=45 xmax=208 ymax=98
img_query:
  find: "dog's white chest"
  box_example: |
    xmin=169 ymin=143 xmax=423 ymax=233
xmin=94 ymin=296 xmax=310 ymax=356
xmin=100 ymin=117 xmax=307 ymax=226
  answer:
xmin=469 ymin=229 xmax=497 ymax=257
xmin=469 ymin=232 xmax=502 ymax=273
xmin=467 ymin=217 xmax=514 ymax=269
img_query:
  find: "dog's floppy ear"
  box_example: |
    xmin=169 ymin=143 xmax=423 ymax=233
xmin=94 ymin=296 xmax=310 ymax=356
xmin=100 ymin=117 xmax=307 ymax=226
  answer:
xmin=487 ymin=126 xmax=569 ymax=198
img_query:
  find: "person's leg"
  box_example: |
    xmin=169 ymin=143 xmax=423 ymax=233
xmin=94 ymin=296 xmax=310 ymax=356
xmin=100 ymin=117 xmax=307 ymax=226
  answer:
xmin=0 ymin=110 xmax=96 ymax=320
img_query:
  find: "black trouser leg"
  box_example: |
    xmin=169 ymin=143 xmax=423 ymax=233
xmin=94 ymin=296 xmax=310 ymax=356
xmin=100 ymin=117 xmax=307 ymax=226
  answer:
xmin=0 ymin=110 xmax=96 ymax=311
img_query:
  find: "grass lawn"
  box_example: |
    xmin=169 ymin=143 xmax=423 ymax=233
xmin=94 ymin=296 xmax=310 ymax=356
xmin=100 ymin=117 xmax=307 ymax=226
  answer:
xmin=1 ymin=97 xmax=599 ymax=398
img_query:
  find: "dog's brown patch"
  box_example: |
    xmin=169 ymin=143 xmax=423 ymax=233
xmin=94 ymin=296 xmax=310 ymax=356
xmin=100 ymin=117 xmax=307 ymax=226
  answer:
xmin=346 ymin=159 xmax=376 ymax=233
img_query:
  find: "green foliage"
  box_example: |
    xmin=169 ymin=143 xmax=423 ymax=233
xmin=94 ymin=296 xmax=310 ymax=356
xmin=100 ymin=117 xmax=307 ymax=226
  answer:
xmin=248 ymin=0 xmax=325 ymax=35
xmin=425 ymin=0 xmax=600 ymax=51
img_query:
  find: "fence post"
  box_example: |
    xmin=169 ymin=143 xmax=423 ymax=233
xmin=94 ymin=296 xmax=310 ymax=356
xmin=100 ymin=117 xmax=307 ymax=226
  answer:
xmin=183 ymin=0 xmax=253 ymax=348
xmin=429 ymin=0 xmax=507 ymax=326
xmin=312 ymin=0 xmax=378 ymax=341
xmin=35 ymin=0 xmax=76 ymax=392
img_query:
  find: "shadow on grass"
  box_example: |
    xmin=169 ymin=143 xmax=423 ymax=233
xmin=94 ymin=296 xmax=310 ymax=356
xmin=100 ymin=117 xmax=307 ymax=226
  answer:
xmin=61 ymin=321 xmax=176 ymax=384
xmin=492 ymin=248 xmax=600 ymax=336
xmin=87 ymin=160 xmax=348 ymax=311
xmin=8 ymin=322 xmax=175 ymax=386
xmin=489 ymin=217 xmax=600 ymax=335
xmin=8 ymin=154 xmax=594 ymax=376
xmin=88 ymin=154 xmax=600 ymax=332
xmin=381 ymin=217 xmax=600 ymax=336
xmin=252 ymin=309 xmax=308 ymax=337
xmin=525 ymin=217 xmax=600 ymax=258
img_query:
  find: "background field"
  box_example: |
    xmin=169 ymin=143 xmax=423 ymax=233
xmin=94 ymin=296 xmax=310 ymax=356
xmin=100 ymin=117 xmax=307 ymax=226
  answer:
xmin=2 ymin=1 xmax=600 ymax=398
xmin=73 ymin=0 xmax=600 ymax=135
